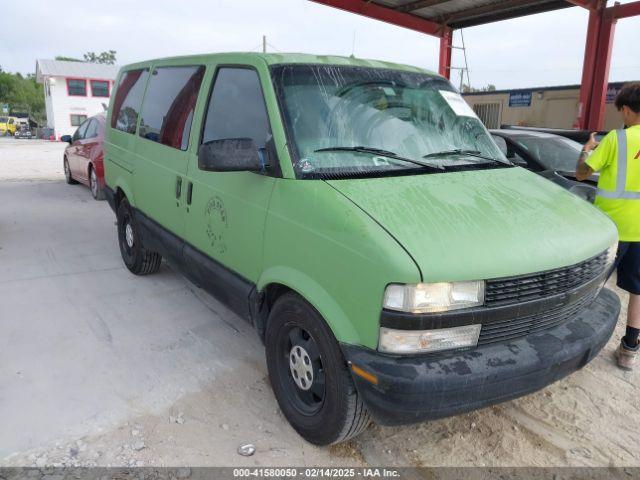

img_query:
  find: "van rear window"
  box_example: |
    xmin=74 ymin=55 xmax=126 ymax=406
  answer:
xmin=138 ymin=65 xmax=205 ymax=151
xmin=111 ymin=69 xmax=149 ymax=134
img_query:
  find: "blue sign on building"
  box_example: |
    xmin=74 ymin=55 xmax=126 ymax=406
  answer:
xmin=509 ymin=91 xmax=532 ymax=107
xmin=606 ymin=85 xmax=621 ymax=103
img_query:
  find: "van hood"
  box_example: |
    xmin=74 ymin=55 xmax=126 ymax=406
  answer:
xmin=327 ymin=167 xmax=617 ymax=282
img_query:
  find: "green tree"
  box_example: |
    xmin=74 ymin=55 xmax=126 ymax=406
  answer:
xmin=55 ymin=51 xmax=117 ymax=65
xmin=55 ymin=56 xmax=82 ymax=62
xmin=0 ymin=69 xmax=45 ymax=125
xmin=462 ymin=84 xmax=497 ymax=93
xmin=83 ymin=50 xmax=117 ymax=65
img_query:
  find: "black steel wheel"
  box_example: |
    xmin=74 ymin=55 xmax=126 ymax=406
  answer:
xmin=116 ymin=199 xmax=162 ymax=275
xmin=278 ymin=325 xmax=326 ymax=416
xmin=265 ymin=292 xmax=371 ymax=445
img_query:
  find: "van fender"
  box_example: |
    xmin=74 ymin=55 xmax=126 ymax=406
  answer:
xmin=108 ymin=175 xmax=135 ymax=209
xmin=257 ymin=265 xmax=361 ymax=346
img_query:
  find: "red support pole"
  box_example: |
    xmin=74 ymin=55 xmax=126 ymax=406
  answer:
xmin=586 ymin=11 xmax=617 ymax=130
xmin=576 ymin=8 xmax=601 ymax=129
xmin=439 ymin=28 xmax=453 ymax=80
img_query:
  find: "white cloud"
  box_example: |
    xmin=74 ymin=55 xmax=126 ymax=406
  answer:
xmin=1 ymin=0 xmax=638 ymax=89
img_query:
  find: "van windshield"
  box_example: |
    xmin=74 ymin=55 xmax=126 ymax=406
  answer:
xmin=271 ymin=64 xmax=508 ymax=178
xmin=0 ymin=117 xmax=7 ymax=123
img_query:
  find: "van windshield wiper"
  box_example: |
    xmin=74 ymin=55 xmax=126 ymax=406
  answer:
xmin=314 ymin=146 xmax=444 ymax=172
xmin=422 ymin=149 xmax=510 ymax=165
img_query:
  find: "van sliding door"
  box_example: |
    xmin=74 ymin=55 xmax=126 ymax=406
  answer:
xmin=132 ymin=64 xmax=205 ymax=250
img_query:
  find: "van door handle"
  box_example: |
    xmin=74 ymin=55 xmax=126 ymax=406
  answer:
xmin=186 ymin=181 xmax=193 ymax=205
xmin=175 ymin=177 xmax=182 ymax=199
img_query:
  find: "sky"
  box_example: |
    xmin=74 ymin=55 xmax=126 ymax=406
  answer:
xmin=1 ymin=0 xmax=638 ymax=90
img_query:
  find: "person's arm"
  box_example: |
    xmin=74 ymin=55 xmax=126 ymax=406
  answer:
xmin=576 ymin=132 xmax=598 ymax=181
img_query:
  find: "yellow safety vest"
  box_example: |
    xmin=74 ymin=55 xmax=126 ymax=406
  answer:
xmin=586 ymin=125 xmax=640 ymax=242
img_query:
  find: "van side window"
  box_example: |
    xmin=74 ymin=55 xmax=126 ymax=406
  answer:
xmin=111 ymin=69 xmax=149 ymax=134
xmin=201 ymin=68 xmax=270 ymax=155
xmin=139 ymin=65 xmax=205 ymax=151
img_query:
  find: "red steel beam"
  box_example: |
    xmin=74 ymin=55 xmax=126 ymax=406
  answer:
xmin=609 ymin=0 xmax=640 ymax=19
xmin=438 ymin=27 xmax=453 ymax=79
xmin=586 ymin=10 xmax=617 ymax=130
xmin=565 ymin=0 xmax=596 ymax=10
xmin=576 ymin=7 xmax=602 ymax=128
xmin=309 ymin=0 xmax=445 ymax=37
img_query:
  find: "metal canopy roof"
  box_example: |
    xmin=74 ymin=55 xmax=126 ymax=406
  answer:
xmin=358 ymin=0 xmax=573 ymax=29
xmin=313 ymin=0 xmax=640 ymax=130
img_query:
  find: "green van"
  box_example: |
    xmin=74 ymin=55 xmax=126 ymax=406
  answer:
xmin=104 ymin=53 xmax=621 ymax=445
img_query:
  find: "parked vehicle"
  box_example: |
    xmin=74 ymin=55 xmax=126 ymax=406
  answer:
xmin=104 ymin=53 xmax=620 ymax=445
xmin=500 ymin=124 xmax=608 ymax=144
xmin=491 ymin=129 xmax=598 ymax=202
xmin=0 ymin=116 xmax=17 ymax=136
xmin=14 ymin=124 xmax=32 ymax=139
xmin=60 ymin=113 xmax=106 ymax=200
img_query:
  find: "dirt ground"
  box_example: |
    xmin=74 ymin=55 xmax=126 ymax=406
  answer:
xmin=0 ymin=137 xmax=638 ymax=468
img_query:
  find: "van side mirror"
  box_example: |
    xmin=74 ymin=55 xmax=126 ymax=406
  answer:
xmin=61 ymin=135 xmax=72 ymax=144
xmin=198 ymin=138 xmax=265 ymax=172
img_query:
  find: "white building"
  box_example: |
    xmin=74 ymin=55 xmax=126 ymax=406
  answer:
xmin=35 ymin=59 xmax=119 ymax=138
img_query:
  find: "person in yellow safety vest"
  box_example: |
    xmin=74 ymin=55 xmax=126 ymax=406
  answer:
xmin=576 ymin=82 xmax=640 ymax=371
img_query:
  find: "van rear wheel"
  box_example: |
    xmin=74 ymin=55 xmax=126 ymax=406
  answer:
xmin=265 ymin=292 xmax=371 ymax=445
xmin=116 ymin=199 xmax=162 ymax=275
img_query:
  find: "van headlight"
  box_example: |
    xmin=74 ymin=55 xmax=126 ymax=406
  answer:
xmin=383 ymin=281 xmax=484 ymax=314
xmin=379 ymin=324 xmax=482 ymax=354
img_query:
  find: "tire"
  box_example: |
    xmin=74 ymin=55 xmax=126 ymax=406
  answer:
xmin=89 ymin=166 xmax=105 ymax=200
xmin=64 ymin=157 xmax=78 ymax=184
xmin=116 ymin=199 xmax=162 ymax=275
xmin=265 ymin=292 xmax=371 ymax=445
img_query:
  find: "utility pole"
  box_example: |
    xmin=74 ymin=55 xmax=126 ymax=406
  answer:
xmin=262 ymin=35 xmax=267 ymax=53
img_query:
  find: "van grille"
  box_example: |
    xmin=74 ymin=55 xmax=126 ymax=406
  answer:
xmin=478 ymin=286 xmax=599 ymax=345
xmin=484 ymin=251 xmax=609 ymax=307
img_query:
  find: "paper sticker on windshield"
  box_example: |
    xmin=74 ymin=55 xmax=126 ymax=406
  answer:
xmin=439 ymin=90 xmax=478 ymax=118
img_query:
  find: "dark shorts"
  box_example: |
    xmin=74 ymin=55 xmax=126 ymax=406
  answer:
xmin=611 ymin=242 xmax=640 ymax=295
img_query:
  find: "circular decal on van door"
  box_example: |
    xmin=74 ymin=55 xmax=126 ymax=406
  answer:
xmin=205 ymin=196 xmax=228 ymax=255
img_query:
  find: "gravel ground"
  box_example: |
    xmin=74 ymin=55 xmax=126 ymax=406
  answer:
xmin=0 ymin=137 xmax=638 ymax=467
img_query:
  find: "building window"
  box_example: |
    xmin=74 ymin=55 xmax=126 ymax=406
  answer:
xmin=138 ymin=65 xmax=205 ymax=150
xmin=111 ymin=69 xmax=149 ymax=134
xmin=70 ymin=114 xmax=88 ymax=126
xmin=67 ymin=78 xmax=87 ymax=96
xmin=91 ymin=80 xmax=110 ymax=97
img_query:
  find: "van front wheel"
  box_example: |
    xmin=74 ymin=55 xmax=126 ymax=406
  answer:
xmin=116 ymin=199 xmax=162 ymax=275
xmin=265 ymin=292 xmax=371 ymax=445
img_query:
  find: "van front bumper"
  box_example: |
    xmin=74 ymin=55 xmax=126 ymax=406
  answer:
xmin=342 ymin=287 xmax=620 ymax=426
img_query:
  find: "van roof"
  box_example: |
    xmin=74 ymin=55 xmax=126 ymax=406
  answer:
xmin=119 ymin=52 xmax=438 ymax=77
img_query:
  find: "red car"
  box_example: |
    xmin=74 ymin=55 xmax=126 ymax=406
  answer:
xmin=61 ymin=113 xmax=106 ymax=200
